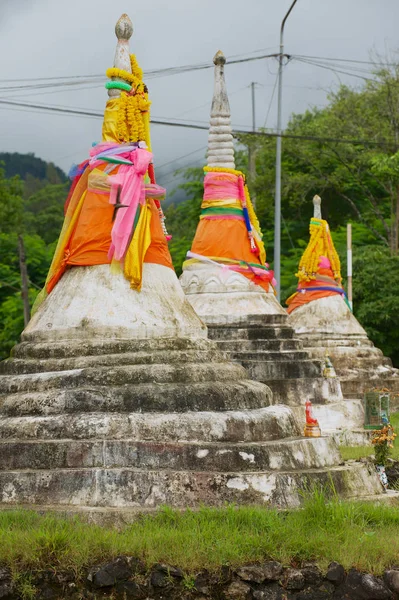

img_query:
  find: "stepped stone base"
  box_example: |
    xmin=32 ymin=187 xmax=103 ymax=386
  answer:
xmin=0 ymin=264 xmax=384 ymax=509
xmin=180 ymin=265 xmax=367 ymax=441
xmin=289 ymin=295 xmax=399 ymax=401
xmin=0 ymin=462 xmax=382 ymax=510
xmin=0 ymin=334 xmax=383 ymax=508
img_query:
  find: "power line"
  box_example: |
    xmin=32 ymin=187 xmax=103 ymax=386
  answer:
xmin=294 ymin=57 xmax=376 ymax=82
xmin=0 ymin=52 xmax=279 ymax=91
xmin=0 ymin=99 xmax=396 ymax=148
xmin=263 ymin=72 xmax=279 ymax=128
xmin=295 ymin=54 xmax=399 ymax=67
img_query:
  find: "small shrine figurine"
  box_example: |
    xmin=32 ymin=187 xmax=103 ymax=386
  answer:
xmin=304 ymin=400 xmax=321 ymax=437
xmin=322 ymin=351 xmax=337 ymax=378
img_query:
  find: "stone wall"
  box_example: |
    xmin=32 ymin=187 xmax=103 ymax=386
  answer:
xmin=2 ymin=556 xmax=399 ymax=599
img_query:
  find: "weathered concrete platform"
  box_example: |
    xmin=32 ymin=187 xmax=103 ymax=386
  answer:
xmin=289 ymin=295 xmax=399 ymax=401
xmin=0 ymin=268 xmax=383 ymax=509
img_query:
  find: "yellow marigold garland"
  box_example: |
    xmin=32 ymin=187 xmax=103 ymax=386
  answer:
xmin=204 ymin=166 xmax=266 ymax=265
xmin=106 ymin=54 xmax=151 ymax=145
xmin=296 ymin=218 xmax=341 ymax=283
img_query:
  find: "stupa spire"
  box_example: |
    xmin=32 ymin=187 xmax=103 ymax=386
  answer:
xmin=207 ymin=51 xmax=235 ymax=170
xmin=108 ymin=14 xmax=134 ymax=98
xmin=313 ymin=194 xmax=322 ymax=219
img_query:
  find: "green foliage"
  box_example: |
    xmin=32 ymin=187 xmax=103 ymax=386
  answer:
xmin=2 ymin=491 xmax=399 ymax=577
xmin=165 ymin=168 xmax=203 ymax=277
xmin=24 ymin=183 xmax=69 ymax=243
xmin=0 ymin=151 xmax=66 ymax=184
xmin=168 ymin=67 xmax=399 ymax=366
xmin=0 ymin=156 xmax=67 ymax=359
xmin=351 ymin=246 xmax=399 ymax=366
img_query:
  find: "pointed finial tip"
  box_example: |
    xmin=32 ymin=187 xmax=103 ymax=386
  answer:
xmin=115 ymin=14 xmax=133 ymax=40
xmin=213 ymin=50 xmax=226 ymax=66
xmin=313 ymin=194 xmax=321 ymax=205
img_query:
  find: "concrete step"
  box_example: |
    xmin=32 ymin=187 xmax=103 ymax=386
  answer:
xmin=0 ymin=462 xmax=383 ymax=509
xmin=323 ymin=355 xmax=392 ymax=371
xmin=238 ymin=375 xmax=343 ymax=407
xmin=303 ymin=337 xmax=375 ymax=349
xmin=0 ymin=379 xmax=272 ymax=417
xmin=10 ymin=337 xmax=215 ymax=360
xmin=290 ymin=400 xmax=365 ymax=441
xmin=0 ymin=362 xmax=250 ymax=396
xmin=230 ymin=350 xmax=311 ymax=362
xmin=0 ymin=406 xmax=299 ymax=444
xmin=0 ymin=437 xmax=340 ymax=472
xmin=216 ymin=339 xmax=302 ymax=352
xmin=240 ymin=358 xmax=322 ymax=381
xmin=340 ymin=376 xmax=399 ymax=398
xmin=0 ymin=348 xmax=224 ymax=376
xmin=208 ymin=325 xmax=295 ymax=341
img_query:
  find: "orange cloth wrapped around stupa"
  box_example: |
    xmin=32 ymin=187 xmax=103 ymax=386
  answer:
xmin=34 ymin=53 xmax=173 ymax=308
xmin=185 ymin=168 xmax=275 ymax=293
xmin=286 ymin=217 xmax=348 ymax=314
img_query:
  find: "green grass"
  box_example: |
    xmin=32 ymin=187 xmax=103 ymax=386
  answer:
xmin=1 ymin=489 xmax=399 ymax=579
xmin=340 ymin=411 xmax=399 ymax=461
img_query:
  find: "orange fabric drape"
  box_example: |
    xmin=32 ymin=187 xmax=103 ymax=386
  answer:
xmin=190 ymin=219 xmax=270 ymax=292
xmin=47 ymin=167 xmax=173 ymax=294
xmin=286 ymin=267 xmax=343 ymax=314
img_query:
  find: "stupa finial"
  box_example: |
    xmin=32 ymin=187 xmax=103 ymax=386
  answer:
xmin=109 ymin=14 xmax=133 ymax=97
xmin=115 ymin=13 xmax=133 ymax=40
xmin=207 ymin=50 xmax=235 ymax=169
xmin=313 ymin=195 xmax=322 ymax=219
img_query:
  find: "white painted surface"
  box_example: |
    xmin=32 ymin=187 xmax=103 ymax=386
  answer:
xmin=289 ymin=295 xmax=368 ymax=338
xmin=207 ymin=51 xmax=235 ymax=169
xmin=181 ymin=263 xmax=285 ymax=324
xmin=24 ymin=264 xmax=207 ymax=342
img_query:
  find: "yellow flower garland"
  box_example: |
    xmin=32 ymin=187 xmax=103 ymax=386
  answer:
xmin=296 ymin=218 xmax=341 ymax=282
xmin=106 ymin=54 xmax=151 ymax=145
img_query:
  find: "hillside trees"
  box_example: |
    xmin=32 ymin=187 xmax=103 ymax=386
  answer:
xmin=0 ymin=162 xmax=67 ymax=359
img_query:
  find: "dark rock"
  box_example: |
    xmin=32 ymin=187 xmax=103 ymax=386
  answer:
xmin=219 ymin=566 xmax=233 ymax=584
xmin=384 ymin=569 xmax=399 ymax=594
xmin=37 ymin=585 xmax=60 ymax=600
xmin=150 ymin=570 xmax=173 ymax=589
xmin=88 ymin=556 xmax=133 ymax=588
xmin=261 ymin=562 xmax=283 ymax=582
xmin=0 ymin=581 xmax=14 ymax=600
xmin=317 ymin=582 xmax=335 ymax=595
xmin=295 ymin=587 xmax=332 ymax=600
xmin=0 ymin=568 xmax=14 ymax=600
xmin=0 ymin=569 xmax=11 ymax=584
xmin=194 ymin=571 xmax=210 ymax=595
xmin=343 ymin=568 xmax=392 ymax=599
xmin=253 ymin=584 xmax=283 ymax=600
xmin=153 ymin=563 xmax=184 ymax=578
xmin=282 ymin=568 xmax=305 ymax=591
xmin=301 ymin=563 xmax=323 ymax=586
xmin=325 ymin=562 xmax=345 ymax=586
xmin=116 ymin=581 xmax=147 ymax=599
xmin=236 ymin=565 xmax=269 ymax=584
xmin=224 ymin=580 xmax=251 ymax=600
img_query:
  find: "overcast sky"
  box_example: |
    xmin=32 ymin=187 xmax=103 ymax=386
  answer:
xmin=0 ymin=0 xmax=398 ymax=191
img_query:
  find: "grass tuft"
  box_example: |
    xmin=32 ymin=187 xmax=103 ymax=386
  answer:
xmin=0 ymin=489 xmax=399 ymax=579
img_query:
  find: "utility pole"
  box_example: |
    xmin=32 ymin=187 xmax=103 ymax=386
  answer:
xmin=17 ymin=234 xmax=30 ymax=327
xmin=347 ymin=223 xmax=353 ymax=311
xmin=248 ymin=82 xmax=257 ymax=208
xmin=274 ymin=0 xmax=298 ymax=301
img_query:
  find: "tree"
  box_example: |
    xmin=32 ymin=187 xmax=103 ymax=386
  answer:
xmin=165 ymin=167 xmax=203 ymax=276
xmin=245 ymin=65 xmax=399 ymax=256
xmin=0 ymin=164 xmax=67 ymax=359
